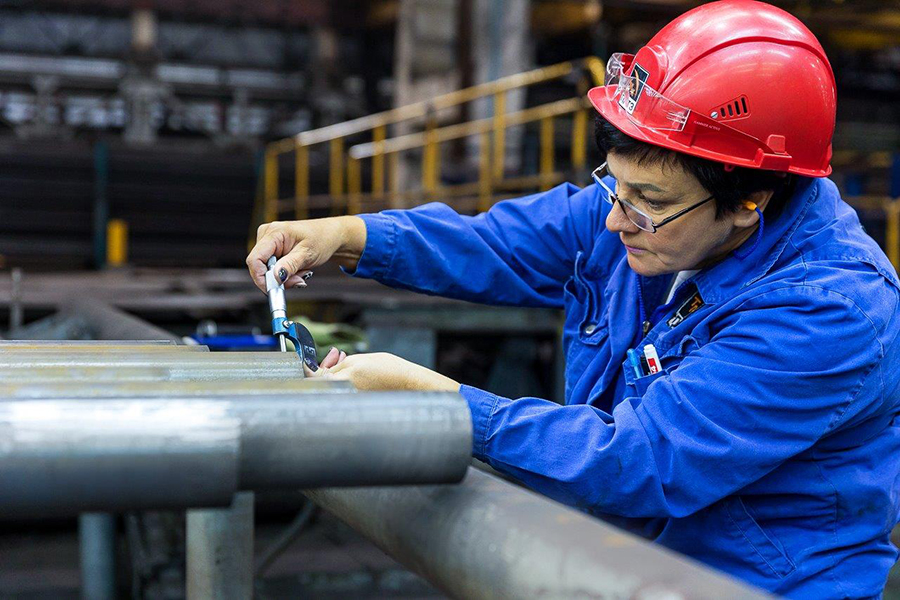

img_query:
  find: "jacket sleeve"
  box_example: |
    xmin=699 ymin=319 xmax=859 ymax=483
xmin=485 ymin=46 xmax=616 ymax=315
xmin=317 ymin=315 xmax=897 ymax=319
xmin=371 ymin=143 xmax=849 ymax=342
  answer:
xmin=350 ymin=183 xmax=606 ymax=308
xmin=464 ymin=285 xmax=887 ymax=518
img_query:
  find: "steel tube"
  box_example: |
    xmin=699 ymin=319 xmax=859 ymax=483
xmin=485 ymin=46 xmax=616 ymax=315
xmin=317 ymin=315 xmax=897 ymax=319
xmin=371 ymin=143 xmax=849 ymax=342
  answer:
xmin=0 ymin=351 xmax=301 ymax=367
xmin=0 ymin=399 xmax=240 ymax=517
xmin=0 ymin=339 xmax=174 ymax=346
xmin=0 ymin=392 xmax=470 ymax=517
xmin=0 ymin=364 xmax=304 ymax=383
xmin=304 ymin=468 xmax=771 ymax=600
xmin=61 ymin=299 xmax=182 ymax=342
xmin=0 ymin=378 xmax=353 ymax=399
xmin=0 ymin=351 xmax=305 ymax=382
xmin=236 ymin=393 xmax=470 ymax=489
xmin=0 ymin=344 xmax=206 ymax=352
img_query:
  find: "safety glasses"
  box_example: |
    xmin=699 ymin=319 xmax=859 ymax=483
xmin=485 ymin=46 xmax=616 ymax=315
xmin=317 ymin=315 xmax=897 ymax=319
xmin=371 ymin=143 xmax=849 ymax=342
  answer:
xmin=591 ymin=162 xmax=714 ymax=233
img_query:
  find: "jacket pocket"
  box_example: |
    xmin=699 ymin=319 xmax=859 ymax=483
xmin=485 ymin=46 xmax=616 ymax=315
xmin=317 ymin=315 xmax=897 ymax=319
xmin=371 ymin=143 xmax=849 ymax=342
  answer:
xmin=621 ymin=358 xmax=669 ymax=397
xmin=563 ymin=252 xmax=607 ymax=346
xmin=723 ymin=497 xmax=796 ymax=579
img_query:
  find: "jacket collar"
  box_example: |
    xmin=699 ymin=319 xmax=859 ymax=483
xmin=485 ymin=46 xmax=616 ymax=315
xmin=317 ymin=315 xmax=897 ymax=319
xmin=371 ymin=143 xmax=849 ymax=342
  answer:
xmin=683 ymin=177 xmax=821 ymax=305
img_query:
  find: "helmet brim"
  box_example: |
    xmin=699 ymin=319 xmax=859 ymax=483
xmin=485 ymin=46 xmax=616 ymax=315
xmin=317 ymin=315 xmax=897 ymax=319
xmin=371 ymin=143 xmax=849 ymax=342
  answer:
xmin=587 ymin=86 xmax=831 ymax=177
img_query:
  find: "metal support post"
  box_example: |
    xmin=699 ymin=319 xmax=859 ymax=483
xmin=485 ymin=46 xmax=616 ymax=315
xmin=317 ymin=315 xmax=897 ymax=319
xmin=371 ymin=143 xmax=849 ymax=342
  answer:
xmin=329 ymin=137 xmax=344 ymax=214
xmin=478 ymin=131 xmax=492 ymax=212
xmin=571 ymin=108 xmax=587 ymax=172
xmin=9 ymin=268 xmax=23 ymax=332
xmin=106 ymin=219 xmax=128 ymax=267
xmin=79 ymin=513 xmax=117 ymax=600
xmin=372 ymin=124 xmax=386 ymax=196
xmin=539 ymin=115 xmax=554 ymax=190
xmin=92 ymin=142 xmax=109 ymax=270
xmin=263 ymin=150 xmax=278 ymax=223
xmin=294 ymin=143 xmax=309 ymax=220
xmin=186 ymin=492 xmax=254 ymax=600
xmin=492 ymin=91 xmax=506 ymax=181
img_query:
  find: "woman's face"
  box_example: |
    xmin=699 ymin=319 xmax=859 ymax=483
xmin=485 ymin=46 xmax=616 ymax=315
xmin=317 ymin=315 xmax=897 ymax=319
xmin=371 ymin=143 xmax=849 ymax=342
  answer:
xmin=603 ymin=153 xmax=761 ymax=277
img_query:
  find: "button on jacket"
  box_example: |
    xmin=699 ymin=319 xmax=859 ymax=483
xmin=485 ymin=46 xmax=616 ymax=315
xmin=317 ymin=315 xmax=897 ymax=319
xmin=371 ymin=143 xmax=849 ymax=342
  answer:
xmin=352 ymin=177 xmax=900 ymax=599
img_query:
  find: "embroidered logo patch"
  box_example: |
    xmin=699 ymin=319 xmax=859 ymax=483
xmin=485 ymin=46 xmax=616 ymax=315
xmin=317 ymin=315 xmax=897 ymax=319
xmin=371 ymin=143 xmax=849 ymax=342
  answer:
xmin=667 ymin=290 xmax=704 ymax=328
xmin=618 ymin=63 xmax=650 ymax=115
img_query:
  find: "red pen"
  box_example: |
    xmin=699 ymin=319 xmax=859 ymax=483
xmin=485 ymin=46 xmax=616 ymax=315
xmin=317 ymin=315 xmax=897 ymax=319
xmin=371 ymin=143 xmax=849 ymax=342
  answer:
xmin=643 ymin=344 xmax=661 ymax=374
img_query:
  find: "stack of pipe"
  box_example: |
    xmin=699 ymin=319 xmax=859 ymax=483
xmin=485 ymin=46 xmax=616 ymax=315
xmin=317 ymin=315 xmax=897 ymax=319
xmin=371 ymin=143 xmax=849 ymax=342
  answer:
xmin=0 ymin=319 xmax=770 ymax=599
xmin=0 ymin=340 xmax=472 ymax=517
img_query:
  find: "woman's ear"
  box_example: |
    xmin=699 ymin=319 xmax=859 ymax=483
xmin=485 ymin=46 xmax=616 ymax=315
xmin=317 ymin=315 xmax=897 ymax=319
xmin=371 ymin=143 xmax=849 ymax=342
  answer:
xmin=733 ymin=190 xmax=774 ymax=228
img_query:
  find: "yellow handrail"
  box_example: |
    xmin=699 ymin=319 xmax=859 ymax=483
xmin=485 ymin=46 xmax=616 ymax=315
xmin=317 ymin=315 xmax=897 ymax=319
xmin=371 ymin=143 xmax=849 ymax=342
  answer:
xmin=255 ymin=53 xmax=900 ymax=271
xmin=258 ymin=57 xmax=605 ymax=228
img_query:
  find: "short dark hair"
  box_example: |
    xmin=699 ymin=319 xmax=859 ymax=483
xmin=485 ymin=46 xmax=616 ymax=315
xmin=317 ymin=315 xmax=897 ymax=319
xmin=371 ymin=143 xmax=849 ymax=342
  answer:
xmin=594 ymin=114 xmax=801 ymax=218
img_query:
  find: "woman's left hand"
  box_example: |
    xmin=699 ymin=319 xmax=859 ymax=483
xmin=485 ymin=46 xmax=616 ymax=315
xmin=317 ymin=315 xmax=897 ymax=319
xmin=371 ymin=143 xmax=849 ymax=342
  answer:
xmin=307 ymin=351 xmax=460 ymax=392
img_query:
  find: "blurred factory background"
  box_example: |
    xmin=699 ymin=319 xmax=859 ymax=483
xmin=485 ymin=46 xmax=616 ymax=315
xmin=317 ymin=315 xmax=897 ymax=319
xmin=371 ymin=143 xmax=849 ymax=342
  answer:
xmin=0 ymin=0 xmax=899 ymax=598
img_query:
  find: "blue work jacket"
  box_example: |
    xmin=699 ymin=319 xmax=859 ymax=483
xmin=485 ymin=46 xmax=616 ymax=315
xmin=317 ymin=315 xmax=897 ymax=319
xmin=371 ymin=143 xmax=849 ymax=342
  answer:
xmin=352 ymin=176 xmax=900 ymax=599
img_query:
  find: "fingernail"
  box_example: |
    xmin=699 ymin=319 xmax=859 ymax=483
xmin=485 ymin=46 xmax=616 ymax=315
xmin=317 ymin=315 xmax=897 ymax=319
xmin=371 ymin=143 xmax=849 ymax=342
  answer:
xmin=301 ymin=271 xmax=314 ymax=280
xmin=278 ymin=268 xmax=288 ymax=282
xmin=294 ymin=281 xmax=307 ymax=288
xmin=327 ymin=347 xmax=339 ymax=358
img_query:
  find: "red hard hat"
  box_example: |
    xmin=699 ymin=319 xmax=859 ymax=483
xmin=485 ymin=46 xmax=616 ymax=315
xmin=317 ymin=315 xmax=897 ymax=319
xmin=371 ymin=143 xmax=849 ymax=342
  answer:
xmin=588 ymin=0 xmax=836 ymax=177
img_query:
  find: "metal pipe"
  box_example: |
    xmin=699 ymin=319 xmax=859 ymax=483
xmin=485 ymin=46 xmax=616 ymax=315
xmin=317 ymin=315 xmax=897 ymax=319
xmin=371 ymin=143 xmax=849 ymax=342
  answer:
xmin=79 ymin=513 xmax=117 ymax=600
xmin=0 ymin=344 xmax=206 ymax=352
xmin=0 ymin=392 xmax=470 ymax=517
xmin=0 ymin=378 xmax=352 ymax=400
xmin=0 ymin=351 xmax=298 ymax=367
xmin=0 ymin=399 xmax=240 ymax=517
xmin=236 ymin=393 xmax=470 ymax=489
xmin=186 ymin=492 xmax=254 ymax=600
xmin=0 ymin=365 xmax=304 ymax=383
xmin=61 ymin=300 xmax=182 ymax=343
xmin=304 ymin=467 xmax=770 ymax=600
xmin=0 ymin=339 xmax=176 ymax=346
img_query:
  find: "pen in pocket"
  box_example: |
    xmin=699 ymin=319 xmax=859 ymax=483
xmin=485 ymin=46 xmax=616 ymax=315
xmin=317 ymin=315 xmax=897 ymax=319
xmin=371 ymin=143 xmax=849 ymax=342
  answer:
xmin=643 ymin=344 xmax=661 ymax=374
xmin=627 ymin=349 xmax=643 ymax=378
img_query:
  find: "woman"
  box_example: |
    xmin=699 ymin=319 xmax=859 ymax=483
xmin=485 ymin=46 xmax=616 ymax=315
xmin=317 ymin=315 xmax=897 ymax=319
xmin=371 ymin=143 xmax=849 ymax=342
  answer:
xmin=247 ymin=2 xmax=900 ymax=597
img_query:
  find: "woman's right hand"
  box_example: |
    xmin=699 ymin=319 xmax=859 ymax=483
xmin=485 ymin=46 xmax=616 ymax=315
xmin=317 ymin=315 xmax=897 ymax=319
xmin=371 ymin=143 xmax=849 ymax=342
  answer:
xmin=245 ymin=216 xmax=367 ymax=293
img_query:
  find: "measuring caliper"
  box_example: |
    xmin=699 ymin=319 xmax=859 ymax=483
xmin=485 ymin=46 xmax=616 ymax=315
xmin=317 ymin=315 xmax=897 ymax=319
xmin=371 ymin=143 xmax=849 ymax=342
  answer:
xmin=265 ymin=256 xmax=319 ymax=371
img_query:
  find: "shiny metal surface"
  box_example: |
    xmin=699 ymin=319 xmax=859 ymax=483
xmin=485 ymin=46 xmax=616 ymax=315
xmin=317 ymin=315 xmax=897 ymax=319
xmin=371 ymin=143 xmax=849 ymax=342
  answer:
xmin=305 ymin=467 xmax=772 ymax=600
xmin=0 ymin=351 xmax=302 ymax=367
xmin=235 ymin=392 xmax=471 ymax=489
xmin=0 ymin=392 xmax=470 ymax=516
xmin=0 ymin=378 xmax=353 ymax=399
xmin=0 ymin=362 xmax=304 ymax=383
xmin=0 ymin=343 xmax=206 ymax=352
xmin=0 ymin=399 xmax=240 ymax=517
